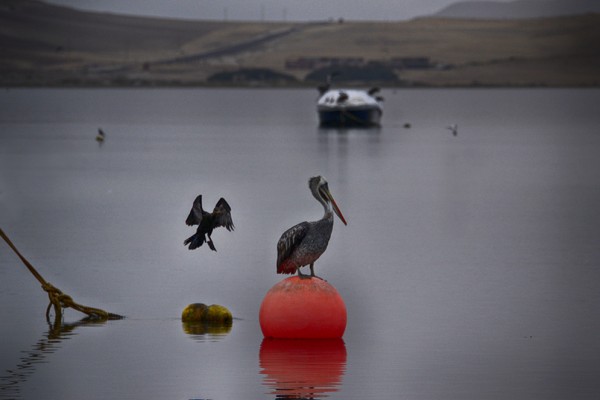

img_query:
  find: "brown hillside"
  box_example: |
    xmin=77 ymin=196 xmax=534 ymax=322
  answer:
xmin=1 ymin=0 xmax=598 ymax=86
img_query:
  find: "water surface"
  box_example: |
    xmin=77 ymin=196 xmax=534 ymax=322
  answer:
xmin=1 ymin=88 xmax=599 ymax=399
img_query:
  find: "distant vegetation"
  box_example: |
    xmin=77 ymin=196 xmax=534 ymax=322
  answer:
xmin=304 ymin=64 xmax=399 ymax=84
xmin=207 ymin=68 xmax=297 ymax=85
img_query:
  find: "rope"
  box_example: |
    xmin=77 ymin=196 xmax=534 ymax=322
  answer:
xmin=1 ymin=228 xmax=123 ymax=321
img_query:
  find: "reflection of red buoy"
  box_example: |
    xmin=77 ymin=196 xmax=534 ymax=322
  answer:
xmin=259 ymin=276 xmax=347 ymax=339
xmin=259 ymin=338 xmax=347 ymax=397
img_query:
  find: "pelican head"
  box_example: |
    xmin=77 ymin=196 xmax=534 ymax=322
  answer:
xmin=309 ymin=176 xmax=347 ymax=225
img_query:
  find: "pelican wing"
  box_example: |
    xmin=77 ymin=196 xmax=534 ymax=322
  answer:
xmin=185 ymin=195 xmax=204 ymax=226
xmin=212 ymin=198 xmax=234 ymax=231
xmin=276 ymin=222 xmax=308 ymax=271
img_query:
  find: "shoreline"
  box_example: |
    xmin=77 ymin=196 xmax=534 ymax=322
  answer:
xmin=3 ymin=82 xmax=598 ymax=89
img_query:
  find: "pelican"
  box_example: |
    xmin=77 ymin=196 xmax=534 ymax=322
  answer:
xmin=276 ymin=176 xmax=347 ymax=279
xmin=96 ymin=128 xmax=105 ymax=143
xmin=446 ymin=124 xmax=458 ymax=136
xmin=184 ymin=195 xmax=234 ymax=251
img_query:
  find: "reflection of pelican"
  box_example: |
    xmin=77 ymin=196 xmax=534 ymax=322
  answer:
xmin=446 ymin=124 xmax=458 ymax=136
xmin=259 ymin=338 xmax=346 ymax=398
xmin=96 ymin=128 xmax=105 ymax=143
xmin=277 ymin=176 xmax=347 ymax=279
xmin=184 ymin=195 xmax=234 ymax=251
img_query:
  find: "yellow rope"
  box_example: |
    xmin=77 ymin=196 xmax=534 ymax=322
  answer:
xmin=1 ymin=228 xmax=123 ymax=321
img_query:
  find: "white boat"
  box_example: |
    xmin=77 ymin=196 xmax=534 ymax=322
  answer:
xmin=317 ymin=86 xmax=383 ymax=127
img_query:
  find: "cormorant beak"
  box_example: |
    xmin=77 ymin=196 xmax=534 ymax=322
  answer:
xmin=325 ymin=189 xmax=347 ymax=225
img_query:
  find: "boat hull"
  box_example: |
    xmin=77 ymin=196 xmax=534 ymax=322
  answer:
xmin=318 ymin=107 xmax=382 ymax=127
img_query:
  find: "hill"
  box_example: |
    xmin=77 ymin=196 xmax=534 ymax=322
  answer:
xmin=434 ymin=0 xmax=600 ymax=19
xmin=1 ymin=0 xmax=599 ymax=87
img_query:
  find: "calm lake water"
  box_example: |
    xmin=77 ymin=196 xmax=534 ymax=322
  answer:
xmin=1 ymin=88 xmax=599 ymax=399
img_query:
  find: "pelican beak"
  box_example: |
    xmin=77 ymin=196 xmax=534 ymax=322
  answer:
xmin=325 ymin=189 xmax=347 ymax=225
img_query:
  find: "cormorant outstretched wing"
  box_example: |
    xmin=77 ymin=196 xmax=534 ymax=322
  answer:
xmin=212 ymin=198 xmax=235 ymax=231
xmin=186 ymin=195 xmax=204 ymax=226
xmin=276 ymin=221 xmax=308 ymax=272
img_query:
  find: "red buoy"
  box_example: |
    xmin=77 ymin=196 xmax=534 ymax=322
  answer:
xmin=259 ymin=276 xmax=347 ymax=339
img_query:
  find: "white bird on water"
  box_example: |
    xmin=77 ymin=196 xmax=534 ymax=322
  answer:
xmin=96 ymin=128 xmax=105 ymax=143
xmin=446 ymin=124 xmax=458 ymax=136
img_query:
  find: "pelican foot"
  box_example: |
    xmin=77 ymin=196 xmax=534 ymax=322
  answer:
xmin=309 ymin=264 xmax=327 ymax=281
xmin=297 ymin=271 xmax=312 ymax=280
xmin=297 ymin=269 xmax=313 ymax=280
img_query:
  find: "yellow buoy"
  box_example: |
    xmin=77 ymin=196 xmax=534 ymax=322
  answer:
xmin=181 ymin=303 xmax=232 ymax=324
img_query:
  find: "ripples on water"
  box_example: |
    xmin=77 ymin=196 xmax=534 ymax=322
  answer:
xmin=0 ymin=318 xmax=97 ymax=400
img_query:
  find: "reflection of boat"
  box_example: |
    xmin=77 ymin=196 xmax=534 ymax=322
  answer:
xmin=317 ymin=85 xmax=383 ymax=127
xmin=259 ymin=338 xmax=346 ymax=398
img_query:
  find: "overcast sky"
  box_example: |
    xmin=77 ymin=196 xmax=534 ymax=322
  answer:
xmin=44 ymin=0 xmax=520 ymax=21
